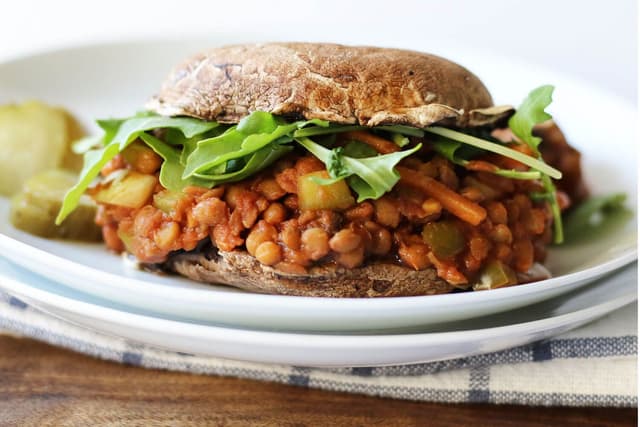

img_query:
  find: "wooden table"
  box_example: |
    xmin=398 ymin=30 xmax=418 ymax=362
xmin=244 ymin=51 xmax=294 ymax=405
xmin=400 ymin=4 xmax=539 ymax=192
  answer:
xmin=0 ymin=335 xmax=635 ymax=426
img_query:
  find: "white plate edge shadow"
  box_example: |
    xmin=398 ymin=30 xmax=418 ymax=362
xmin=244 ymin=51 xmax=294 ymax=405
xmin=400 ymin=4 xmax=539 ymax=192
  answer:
xmin=0 ymin=260 xmax=635 ymax=367
xmin=0 ymin=39 xmax=637 ymax=332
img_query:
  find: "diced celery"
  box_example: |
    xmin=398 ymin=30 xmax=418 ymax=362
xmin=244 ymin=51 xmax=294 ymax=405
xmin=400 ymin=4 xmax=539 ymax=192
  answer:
xmin=422 ymin=220 xmax=465 ymax=259
xmin=116 ymin=228 xmax=135 ymax=253
xmin=94 ymin=171 xmax=157 ymax=208
xmin=153 ymin=190 xmax=183 ymax=214
xmin=298 ymin=171 xmax=355 ymax=211
xmin=472 ymin=260 xmax=518 ymax=291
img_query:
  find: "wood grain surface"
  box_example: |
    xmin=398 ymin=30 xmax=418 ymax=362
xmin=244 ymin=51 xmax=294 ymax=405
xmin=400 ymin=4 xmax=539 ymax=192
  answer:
xmin=0 ymin=335 xmax=635 ymax=427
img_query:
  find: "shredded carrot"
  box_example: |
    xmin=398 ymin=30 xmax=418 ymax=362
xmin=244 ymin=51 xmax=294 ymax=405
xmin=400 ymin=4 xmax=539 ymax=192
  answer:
xmin=489 ymin=129 xmax=537 ymax=170
xmin=397 ymin=166 xmax=487 ymax=226
xmin=427 ymin=253 xmax=469 ymax=287
xmin=510 ymin=142 xmax=535 ymax=157
xmin=464 ymin=160 xmax=499 ymax=173
xmin=342 ymin=131 xmax=400 ymax=154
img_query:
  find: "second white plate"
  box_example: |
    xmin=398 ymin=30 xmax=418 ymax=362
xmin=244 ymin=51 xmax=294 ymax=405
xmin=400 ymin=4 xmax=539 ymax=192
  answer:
xmin=0 ymin=257 xmax=635 ymax=366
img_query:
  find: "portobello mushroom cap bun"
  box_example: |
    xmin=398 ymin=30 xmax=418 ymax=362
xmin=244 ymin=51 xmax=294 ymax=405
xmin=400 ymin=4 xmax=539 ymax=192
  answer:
xmin=146 ymin=43 xmax=513 ymax=128
xmin=66 ymin=42 xmax=587 ymax=297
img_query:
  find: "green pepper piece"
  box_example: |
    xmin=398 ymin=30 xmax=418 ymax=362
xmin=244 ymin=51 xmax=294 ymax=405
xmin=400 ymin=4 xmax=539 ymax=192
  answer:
xmin=422 ymin=220 xmax=465 ymax=259
xmin=152 ymin=190 xmax=184 ymax=215
xmin=473 ymin=260 xmax=518 ymax=291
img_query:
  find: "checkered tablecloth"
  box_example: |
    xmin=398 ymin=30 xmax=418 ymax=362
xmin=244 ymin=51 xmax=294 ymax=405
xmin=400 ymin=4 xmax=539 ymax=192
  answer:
xmin=0 ymin=286 xmax=635 ymax=407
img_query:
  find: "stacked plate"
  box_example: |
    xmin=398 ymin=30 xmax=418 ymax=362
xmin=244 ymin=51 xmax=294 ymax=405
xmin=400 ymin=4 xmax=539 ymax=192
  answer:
xmin=0 ymin=40 xmax=636 ymax=367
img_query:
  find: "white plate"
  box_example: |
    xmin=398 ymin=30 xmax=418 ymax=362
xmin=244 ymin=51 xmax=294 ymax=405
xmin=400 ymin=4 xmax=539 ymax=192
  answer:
xmin=0 ymin=257 xmax=635 ymax=366
xmin=0 ymin=39 xmax=636 ymax=332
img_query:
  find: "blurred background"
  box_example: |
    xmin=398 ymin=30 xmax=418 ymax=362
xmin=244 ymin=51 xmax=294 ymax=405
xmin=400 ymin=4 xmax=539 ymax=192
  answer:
xmin=0 ymin=0 xmax=636 ymax=104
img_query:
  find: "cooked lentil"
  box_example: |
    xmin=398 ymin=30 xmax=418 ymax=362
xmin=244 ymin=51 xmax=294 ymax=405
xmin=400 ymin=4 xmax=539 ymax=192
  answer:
xmin=94 ymin=125 xmax=583 ymax=288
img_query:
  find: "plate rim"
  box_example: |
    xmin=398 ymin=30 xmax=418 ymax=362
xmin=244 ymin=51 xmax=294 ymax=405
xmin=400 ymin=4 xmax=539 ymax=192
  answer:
xmin=0 ymin=228 xmax=635 ymax=309
xmin=0 ymin=258 xmax=635 ymax=345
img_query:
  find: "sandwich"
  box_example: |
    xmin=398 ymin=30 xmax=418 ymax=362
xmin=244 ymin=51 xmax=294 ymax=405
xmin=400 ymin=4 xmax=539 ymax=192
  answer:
xmin=56 ymin=42 xmax=587 ymax=297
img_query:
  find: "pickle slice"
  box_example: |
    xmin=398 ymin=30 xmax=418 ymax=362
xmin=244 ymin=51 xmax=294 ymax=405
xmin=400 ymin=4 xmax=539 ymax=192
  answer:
xmin=0 ymin=101 xmax=84 ymax=196
xmin=10 ymin=169 xmax=101 ymax=241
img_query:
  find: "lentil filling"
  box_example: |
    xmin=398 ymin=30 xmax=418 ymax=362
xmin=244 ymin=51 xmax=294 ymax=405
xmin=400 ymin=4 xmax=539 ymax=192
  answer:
xmin=93 ymin=122 xmax=583 ymax=289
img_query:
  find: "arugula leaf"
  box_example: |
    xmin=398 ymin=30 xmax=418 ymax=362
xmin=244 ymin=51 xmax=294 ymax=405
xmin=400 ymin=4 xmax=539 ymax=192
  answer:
xmin=307 ymin=143 xmax=372 ymax=186
xmin=295 ymin=136 xmax=420 ymax=202
xmin=426 ymin=85 xmax=564 ymax=243
xmin=327 ymin=147 xmax=350 ymax=179
xmin=192 ymin=143 xmax=294 ymax=184
xmin=56 ymin=114 xmax=218 ymax=224
xmin=389 ymin=132 xmax=410 ymax=147
xmin=507 ymin=85 xmax=564 ymax=243
xmin=425 ymin=126 xmax=561 ymax=179
xmin=162 ymin=128 xmax=194 ymax=165
xmin=347 ymin=176 xmax=379 ymax=201
xmin=183 ymin=127 xmax=295 ymax=177
xmin=541 ymin=175 xmax=564 ymax=243
xmin=184 ymin=113 xmax=327 ymax=178
xmin=71 ymin=135 xmax=103 ymax=154
xmin=346 ymin=150 xmax=421 ymax=202
xmin=71 ymin=118 xmax=127 ymax=154
xmin=138 ymin=133 xmax=211 ymax=191
xmin=376 ymin=125 xmax=425 ymax=137
xmin=293 ymin=123 xmax=425 ymax=139
xmin=508 ymin=85 xmax=554 ymax=150
xmin=432 ymin=139 xmax=485 ymax=165
xmin=182 ymin=129 xmax=248 ymax=176
xmin=236 ymin=110 xmax=279 ymax=134
xmin=563 ymin=193 xmax=629 ymax=243
xmin=293 ymin=124 xmax=362 ymax=137
xmin=58 ymin=102 xmax=568 ymax=234
xmin=432 ymin=139 xmax=542 ymax=180
xmin=110 ymin=115 xmax=219 ymax=150
xmin=342 ymin=141 xmax=378 ymax=158
xmin=493 ymin=169 xmax=542 ymax=180
xmin=56 ymin=144 xmax=120 ymax=224
xmin=96 ymin=118 xmax=126 ymax=138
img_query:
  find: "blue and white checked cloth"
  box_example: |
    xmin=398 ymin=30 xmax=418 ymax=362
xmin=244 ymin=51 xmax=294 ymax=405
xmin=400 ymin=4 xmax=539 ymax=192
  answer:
xmin=0 ymin=291 xmax=636 ymax=407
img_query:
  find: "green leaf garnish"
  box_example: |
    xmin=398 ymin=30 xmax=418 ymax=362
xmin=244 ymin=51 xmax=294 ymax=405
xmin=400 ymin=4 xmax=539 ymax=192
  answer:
xmin=431 ymin=139 xmax=542 ymax=180
xmin=388 ymin=132 xmax=410 ymax=147
xmin=184 ymin=127 xmax=293 ymax=177
xmin=71 ymin=135 xmax=103 ymax=154
xmin=183 ymin=115 xmax=327 ymax=178
xmin=293 ymin=124 xmax=363 ymax=137
xmin=342 ymin=141 xmax=378 ymax=158
xmin=425 ymin=126 xmax=561 ymax=179
xmin=295 ymin=136 xmax=420 ymax=202
xmin=376 ymin=125 xmax=425 ymax=137
xmin=563 ymin=193 xmax=630 ymax=243
xmin=508 ymin=85 xmax=554 ymax=151
xmin=508 ymin=85 xmax=564 ymax=243
xmin=56 ymin=144 xmax=121 ymax=224
xmin=138 ymin=133 xmax=211 ymax=191
xmin=58 ymin=99 xmax=567 ymax=233
xmin=109 ymin=115 xmax=219 ymax=150
xmin=192 ymin=143 xmax=294 ymax=185
xmin=493 ymin=169 xmax=542 ymax=180
xmin=56 ymin=113 xmax=218 ymax=224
